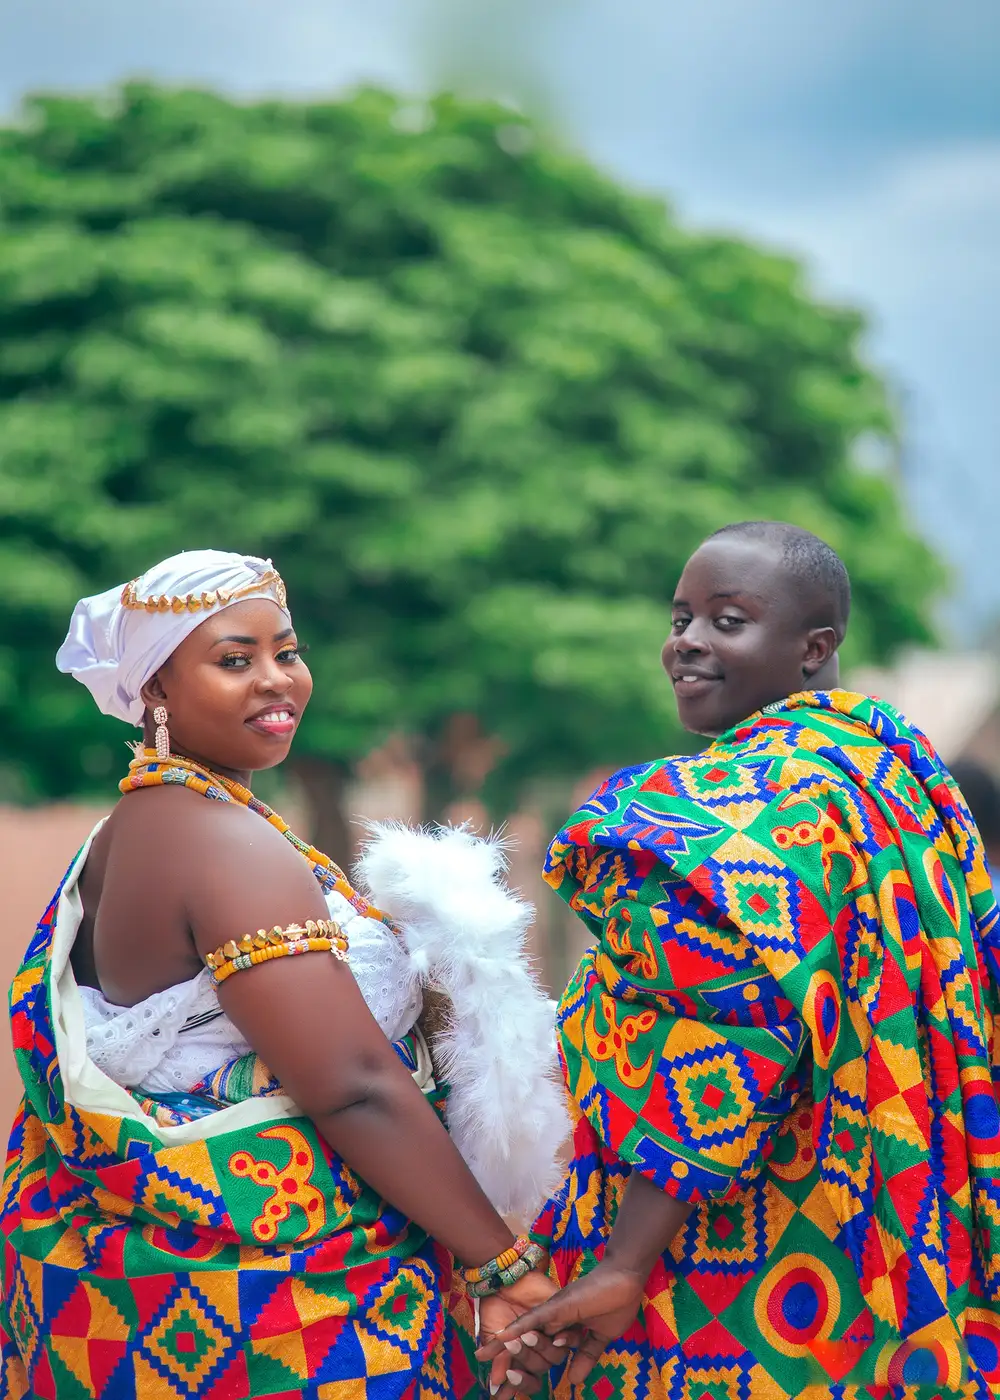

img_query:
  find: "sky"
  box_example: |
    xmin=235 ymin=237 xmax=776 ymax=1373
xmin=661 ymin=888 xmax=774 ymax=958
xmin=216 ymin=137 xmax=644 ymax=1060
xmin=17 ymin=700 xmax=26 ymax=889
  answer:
xmin=3 ymin=0 xmax=998 ymax=639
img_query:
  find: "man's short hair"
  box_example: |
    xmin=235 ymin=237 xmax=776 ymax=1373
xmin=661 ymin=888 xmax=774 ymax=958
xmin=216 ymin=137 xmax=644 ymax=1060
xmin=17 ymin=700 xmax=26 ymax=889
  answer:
xmin=707 ymin=520 xmax=851 ymax=642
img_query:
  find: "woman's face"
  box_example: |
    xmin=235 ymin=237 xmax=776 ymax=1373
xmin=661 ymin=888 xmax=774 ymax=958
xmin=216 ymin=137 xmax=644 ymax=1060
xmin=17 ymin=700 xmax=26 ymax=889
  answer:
xmin=661 ymin=538 xmax=835 ymax=738
xmin=142 ymin=598 xmax=313 ymax=776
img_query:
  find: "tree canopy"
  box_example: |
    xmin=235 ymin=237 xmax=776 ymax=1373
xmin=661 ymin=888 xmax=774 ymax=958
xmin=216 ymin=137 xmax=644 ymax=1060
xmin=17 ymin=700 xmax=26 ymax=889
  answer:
xmin=0 ymin=83 xmax=944 ymax=853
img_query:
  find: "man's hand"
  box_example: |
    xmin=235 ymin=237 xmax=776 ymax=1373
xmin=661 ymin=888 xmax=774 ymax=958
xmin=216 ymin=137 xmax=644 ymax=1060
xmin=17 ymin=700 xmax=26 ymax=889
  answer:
xmin=478 ymin=1270 xmax=579 ymax=1397
xmin=476 ymin=1261 xmax=645 ymax=1392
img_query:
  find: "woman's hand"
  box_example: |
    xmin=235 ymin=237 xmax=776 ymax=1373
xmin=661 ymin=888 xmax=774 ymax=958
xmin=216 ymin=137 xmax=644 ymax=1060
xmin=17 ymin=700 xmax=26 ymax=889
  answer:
xmin=478 ymin=1270 xmax=578 ymax=1398
xmin=476 ymin=1261 xmax=645 ymax=1391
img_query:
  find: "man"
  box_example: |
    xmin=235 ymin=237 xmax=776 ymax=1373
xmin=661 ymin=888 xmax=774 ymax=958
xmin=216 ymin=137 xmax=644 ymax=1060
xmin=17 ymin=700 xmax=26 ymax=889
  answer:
xmin=481 ymin=522 xmax=1000 ymax=1400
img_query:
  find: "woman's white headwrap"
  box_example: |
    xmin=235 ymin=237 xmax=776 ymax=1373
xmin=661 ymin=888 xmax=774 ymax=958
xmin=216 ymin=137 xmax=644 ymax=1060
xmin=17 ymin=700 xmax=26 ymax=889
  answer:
xmin=56 ymin=549 xmax=288 ymax=726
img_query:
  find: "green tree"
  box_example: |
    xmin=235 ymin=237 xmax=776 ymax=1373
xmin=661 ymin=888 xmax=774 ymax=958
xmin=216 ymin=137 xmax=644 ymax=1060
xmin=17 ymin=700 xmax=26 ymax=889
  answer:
xmin=0 ymin=84 xmax=944 ymax=858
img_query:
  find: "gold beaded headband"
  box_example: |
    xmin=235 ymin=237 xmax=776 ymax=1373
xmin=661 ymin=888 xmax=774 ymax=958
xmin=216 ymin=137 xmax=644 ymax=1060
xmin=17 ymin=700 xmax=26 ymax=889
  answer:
xmin=120 ymin=568 xmax=287 ymax=615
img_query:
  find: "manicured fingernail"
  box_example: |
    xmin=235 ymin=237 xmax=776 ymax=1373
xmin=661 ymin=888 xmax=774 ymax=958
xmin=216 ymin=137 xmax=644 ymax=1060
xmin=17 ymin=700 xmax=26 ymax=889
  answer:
xmin=490 ymin=1386 xmax=500 ymax=1396
xmin=521 ymin=1332 xmax=539 ymax=1346
xmin=504 ymin=1338 xmax=522 ymax=1354
xmin=507 ymin=1370 xmax=524 ymax=1385
xmin=554 ymin=1336 xmax=568 ymax=1347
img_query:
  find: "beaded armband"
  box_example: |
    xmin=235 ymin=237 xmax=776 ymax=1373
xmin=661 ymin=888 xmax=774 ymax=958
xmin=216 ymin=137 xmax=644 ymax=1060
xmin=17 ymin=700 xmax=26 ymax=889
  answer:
xmin=205 ymin=919 xmax=348 ymax=986
xmin=459 ymin=1237 xmax=547 ymax=1298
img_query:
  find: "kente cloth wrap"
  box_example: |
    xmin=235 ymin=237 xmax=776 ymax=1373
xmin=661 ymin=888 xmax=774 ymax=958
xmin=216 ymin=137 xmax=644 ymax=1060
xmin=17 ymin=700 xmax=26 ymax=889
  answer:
xmin=0 ymin=768 xmax=478 ymax=1397
xmin=533 ymin=690 xmax=1000 ymax=1399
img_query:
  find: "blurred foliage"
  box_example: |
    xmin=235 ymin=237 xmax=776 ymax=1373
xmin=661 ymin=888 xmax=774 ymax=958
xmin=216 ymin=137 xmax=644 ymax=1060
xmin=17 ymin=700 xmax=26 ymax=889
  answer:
xmin=0 ymin=83 xmax=945 ymax=847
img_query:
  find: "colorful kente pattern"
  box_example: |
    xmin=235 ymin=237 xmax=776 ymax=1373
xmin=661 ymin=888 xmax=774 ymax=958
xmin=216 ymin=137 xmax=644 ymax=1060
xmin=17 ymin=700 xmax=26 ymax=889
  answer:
xmin=534 ymin=690 xmax=1000 ymax=1399
xmin=130 ymin=1036 xmax=440 ymax=1132
xmin=1 ymin=846 xmax=478 ymax=1395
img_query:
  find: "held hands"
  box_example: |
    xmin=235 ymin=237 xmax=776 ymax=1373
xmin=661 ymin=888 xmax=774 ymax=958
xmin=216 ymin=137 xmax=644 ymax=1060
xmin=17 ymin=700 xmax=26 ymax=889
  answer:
xmin=478 ymin=1271 xmax=576 ymax=1398
xmin=476 ymin=1261 xmax=645 ymax=1395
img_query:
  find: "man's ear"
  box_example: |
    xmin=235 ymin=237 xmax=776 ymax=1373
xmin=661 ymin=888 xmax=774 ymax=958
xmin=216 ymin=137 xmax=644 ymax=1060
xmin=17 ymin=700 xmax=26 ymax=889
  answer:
xmin=802 ymin=627 xmax=838 ymax=679
xmin=811 ymin=651 xmax=841 ymax=689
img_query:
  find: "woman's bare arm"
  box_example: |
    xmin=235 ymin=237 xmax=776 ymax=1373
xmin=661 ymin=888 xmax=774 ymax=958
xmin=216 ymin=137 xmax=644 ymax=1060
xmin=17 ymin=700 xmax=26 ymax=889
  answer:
xmin=180 ymin=800 xmax=516 ymax=1268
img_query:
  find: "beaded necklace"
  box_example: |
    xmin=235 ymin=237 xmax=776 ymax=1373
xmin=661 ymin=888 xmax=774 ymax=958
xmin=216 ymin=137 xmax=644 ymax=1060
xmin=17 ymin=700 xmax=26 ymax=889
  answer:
xmin=119 ymin=749 xmax=392 ymax=926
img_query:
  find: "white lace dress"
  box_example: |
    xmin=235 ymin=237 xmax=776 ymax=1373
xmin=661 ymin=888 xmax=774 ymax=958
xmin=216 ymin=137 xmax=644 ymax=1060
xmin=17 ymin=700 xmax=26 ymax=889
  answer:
xmin=78 ymin=889 xmax=423 ymax=1095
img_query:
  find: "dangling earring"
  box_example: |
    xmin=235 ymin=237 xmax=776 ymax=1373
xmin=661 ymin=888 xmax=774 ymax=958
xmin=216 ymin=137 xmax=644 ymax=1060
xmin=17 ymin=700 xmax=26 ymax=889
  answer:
xmin=153 ymin=706 xmax=170 ymax=761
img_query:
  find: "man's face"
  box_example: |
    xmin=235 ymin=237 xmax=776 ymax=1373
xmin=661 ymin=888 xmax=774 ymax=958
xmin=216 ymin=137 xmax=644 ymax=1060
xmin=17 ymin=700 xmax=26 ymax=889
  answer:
xmin=662 ymin=538 xmax=835 ymax=737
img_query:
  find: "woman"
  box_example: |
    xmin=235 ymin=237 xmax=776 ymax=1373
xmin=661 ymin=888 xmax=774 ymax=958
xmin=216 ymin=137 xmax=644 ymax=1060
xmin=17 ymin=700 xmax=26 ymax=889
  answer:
xmin=481 ymin=522 xmax=1000 ymax=1399
xmin=0 ymin=549 xmax=565 ymax=1399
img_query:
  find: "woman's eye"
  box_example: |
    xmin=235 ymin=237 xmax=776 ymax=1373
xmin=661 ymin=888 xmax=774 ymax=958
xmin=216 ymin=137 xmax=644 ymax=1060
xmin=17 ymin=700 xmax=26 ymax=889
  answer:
xmin=220 ymin=653 xmax=252 ymax=668
xmin=276 ymin=648 xmax=301 ymax=663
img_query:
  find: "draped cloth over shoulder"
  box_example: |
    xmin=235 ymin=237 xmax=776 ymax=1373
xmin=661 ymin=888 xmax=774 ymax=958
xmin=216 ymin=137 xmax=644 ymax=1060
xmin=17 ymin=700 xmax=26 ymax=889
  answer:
xmin=0 ymin=834 xmax=478 ymax=1399
xmin=534 ymin=690 xmax=1000 ymax=1399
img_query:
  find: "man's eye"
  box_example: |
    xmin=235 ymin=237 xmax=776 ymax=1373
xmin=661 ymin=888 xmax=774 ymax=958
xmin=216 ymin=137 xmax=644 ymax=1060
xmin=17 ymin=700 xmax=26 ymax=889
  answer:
xmin=716 ymin=616 xmax=745 ymax=629
xmin=671 ymin=618 xmax=689 ymax=633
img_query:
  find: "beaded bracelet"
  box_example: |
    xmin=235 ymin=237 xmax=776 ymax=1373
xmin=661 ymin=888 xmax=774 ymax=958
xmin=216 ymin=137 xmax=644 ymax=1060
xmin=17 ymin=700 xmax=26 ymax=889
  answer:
xmin=466 ymin=1243 xmax=523 ymax=1284
xmin=205 ymin=919 xmax=349 ymax=986
xmin=460 ymin=1237 xmax=547 ymax=1298
xmin=464 ymin=1244 xmax=546 ymax=1298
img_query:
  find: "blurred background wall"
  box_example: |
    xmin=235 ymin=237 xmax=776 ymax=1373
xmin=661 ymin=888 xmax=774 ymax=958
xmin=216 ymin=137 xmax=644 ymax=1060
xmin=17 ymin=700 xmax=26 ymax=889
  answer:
xmin=1 ymin=0 xmax=997 ymax=1122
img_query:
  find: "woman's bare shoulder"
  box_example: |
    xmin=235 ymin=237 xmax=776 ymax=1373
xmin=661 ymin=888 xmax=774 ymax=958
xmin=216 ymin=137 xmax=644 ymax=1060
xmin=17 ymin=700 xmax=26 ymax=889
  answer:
xmin=113 ymin=788 xmax=326 ymax=923
xmin=109 ymin=783 xmax=271 ymax=841
xmin=104 ymin=786 xmax=315 ymax=896
xmin=92 ymin=786 xmax=327 ymax=988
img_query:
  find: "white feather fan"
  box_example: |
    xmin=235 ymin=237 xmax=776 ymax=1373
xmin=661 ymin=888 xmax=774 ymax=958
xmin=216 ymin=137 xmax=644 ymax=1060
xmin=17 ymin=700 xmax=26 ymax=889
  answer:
xmin=356 ymin=823 xmax=569 ymax=1227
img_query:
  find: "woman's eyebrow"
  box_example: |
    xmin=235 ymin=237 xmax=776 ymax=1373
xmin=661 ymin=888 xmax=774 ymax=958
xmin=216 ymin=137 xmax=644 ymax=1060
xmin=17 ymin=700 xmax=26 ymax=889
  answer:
xmin=211 ymin=628 xmax=295 ymax=647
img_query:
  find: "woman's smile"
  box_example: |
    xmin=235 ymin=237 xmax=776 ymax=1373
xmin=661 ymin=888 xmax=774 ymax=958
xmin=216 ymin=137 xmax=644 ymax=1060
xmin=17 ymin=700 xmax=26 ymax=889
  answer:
xmin=245 ymin=702 xmax=297 ymax=737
